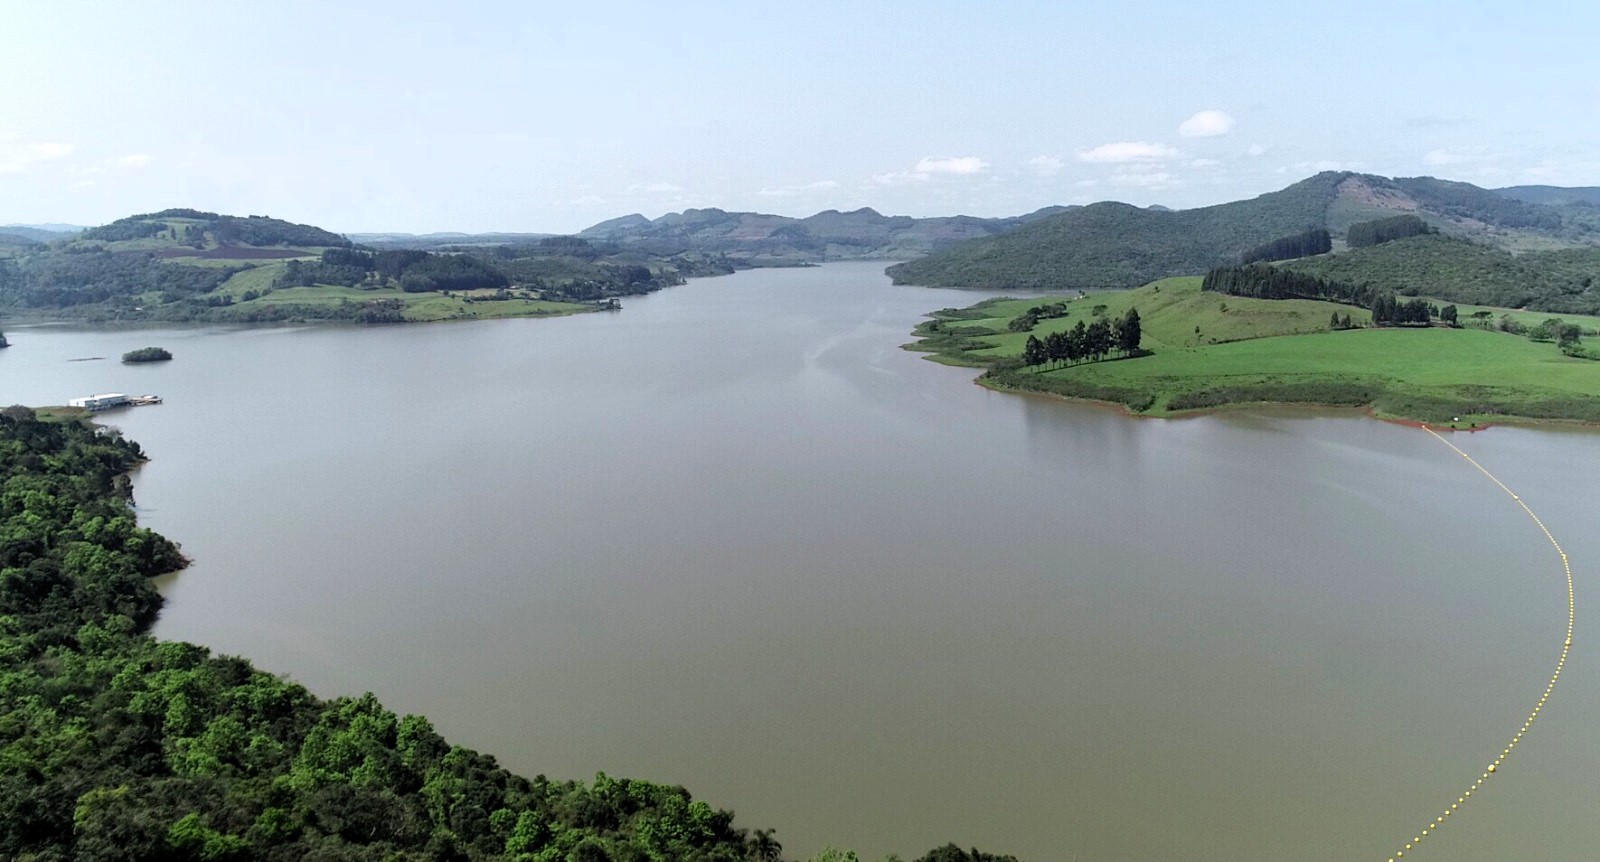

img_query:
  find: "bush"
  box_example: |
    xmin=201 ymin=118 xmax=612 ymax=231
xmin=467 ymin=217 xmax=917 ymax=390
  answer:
xmin=122 ymin=347 xmax=173 ymax=363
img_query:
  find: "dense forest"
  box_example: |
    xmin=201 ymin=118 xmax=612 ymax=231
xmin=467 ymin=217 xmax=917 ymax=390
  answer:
xmin=0 ymin=411 xmax=1021 ymax=862
xmin=1283 ymin=234 xmax=1600 ymax=314
xmin=1237 ymin=228 xmax=1331 ymax=264
xmin=0 ymin=248 xmax=238 ymax=309
xmin=1202 ymin=264 xmax=1372 ymax=306
xmin=1346 ymin=215 xmax=1434 ymax=248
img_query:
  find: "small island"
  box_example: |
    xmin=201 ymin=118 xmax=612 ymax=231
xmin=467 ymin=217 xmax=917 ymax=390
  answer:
xmin=0 ymin=330 xmax=8 ymax=348
xmin=121 ymin=346 xmax=172 ymax=363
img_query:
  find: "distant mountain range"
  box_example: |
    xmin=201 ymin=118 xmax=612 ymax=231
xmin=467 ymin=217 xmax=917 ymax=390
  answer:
xmin=575 ymin=205 xmax=1075 ymax=261
xmin=886 ymin=172 xmax=1600 ymax=292
xmin=0 ymin=224 xmax=85 ymax=242
xmin=347 ymin=231 xmax=555 ymax=250
xmin=1494 ymin=185 xmax=1600 ymax=207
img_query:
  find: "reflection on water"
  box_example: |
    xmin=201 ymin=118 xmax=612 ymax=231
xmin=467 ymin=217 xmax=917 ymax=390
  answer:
xmin=3 ymin=262 xmax=1596 ymax=861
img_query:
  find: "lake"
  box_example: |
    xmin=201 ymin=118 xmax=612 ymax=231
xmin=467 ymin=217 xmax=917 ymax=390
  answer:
xmin=2 ymin=261 xmax=1595 ymax=861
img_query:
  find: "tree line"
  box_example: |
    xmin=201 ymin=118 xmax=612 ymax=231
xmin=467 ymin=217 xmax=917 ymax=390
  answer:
xmin=1020 ymin=309 xmax=1142 ymax=367
xmin=1369 ymin=293 xmax=1437 ymax=325
xmin=1238 ymin=227 xmax=1332 ymax=264
xmin=1007 ymin=301 xmax=1070 ymax=332
xmin=1202 ymin=264 xmax=1374 ymax=306
xmin=0 ymin=248 xmax=237 ymax=308
xmin=1346 ymin=214 xmax=1435 ymax=248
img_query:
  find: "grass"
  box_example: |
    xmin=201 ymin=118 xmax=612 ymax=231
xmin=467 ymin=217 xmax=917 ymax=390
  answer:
xmin=227 ymin=283 xmax=594 ymax=322
xmin=909 ymin=277 xmax=1600 ymax=428
xmin=214 ymin=263 xmax=286 ymax=298
xmin=1440 ymin=301 xmax=1600 ymax=335
xmin=32 ymin=406 xmax=91 ymax=423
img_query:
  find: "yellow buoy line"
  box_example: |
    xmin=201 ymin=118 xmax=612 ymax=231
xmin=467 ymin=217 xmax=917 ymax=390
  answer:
xmin=1381 ymin=426 xmax=1576 ymax=860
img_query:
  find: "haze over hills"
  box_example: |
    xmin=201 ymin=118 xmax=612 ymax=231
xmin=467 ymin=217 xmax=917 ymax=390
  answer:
xmin=347 ymin=231 xmax=557 ymax=250
xmin=885 ymin=172 xmax=1600 ymax=292
xmin=1495 ymin=185 xmax=1600 ymax=207
xmin=0 ymin=224 xmax=85 ymax=242
xmin=576 ymin=204 xmax=1076 ymax=262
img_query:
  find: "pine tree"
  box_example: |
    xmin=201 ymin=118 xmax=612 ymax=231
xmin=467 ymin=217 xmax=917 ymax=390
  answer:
xmin=1117 ymin=308 xmax=1142 ymax=355
xmin=1022 ymin=335 xmax=1046 ymax=366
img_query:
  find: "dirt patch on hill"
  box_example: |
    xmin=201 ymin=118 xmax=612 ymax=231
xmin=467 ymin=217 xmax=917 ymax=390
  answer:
xmin=1336 ymin=176 xmax=1418 ymax=211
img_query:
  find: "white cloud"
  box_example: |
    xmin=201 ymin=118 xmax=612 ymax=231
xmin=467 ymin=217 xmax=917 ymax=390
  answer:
xmin=758 ymin=179 xmax=839 ymax=197
xmin=914 ymin=156 xmax=989 ymax=175
xmin=1027 ymin=155 xmax=1064 ymax=176
xmin=1178 ymin=110 xmax=1236 ymax=138
xmin=0 ymin=141 xmax=74 ymax=173
xmin=1189 ymin=158 xmax=1222 ymax=169
xmin=1077 ymin=141 xmax=1179 ymax=163
xmin=570 ymin=195 xmax=607 ymax=205
xmin=1246 ymin=143 xmax=1267 ymax=157
xmin=1110 ymin=170 xmax=1178 ymax=189
xmin=628 ymin=182 xmax=682 ymax=194
xmin=1520 ymin=160 xmax=1600 ymax=183
xmin=1279 ymin=160 xmax=1365 ymax=175
xmin=1422 ymin=148 xmax=1503 ymax=168
xmin=867 ymin=170 xmax=929 ymax=186
xmin=112 ymin=153 xmax=153 ymax=169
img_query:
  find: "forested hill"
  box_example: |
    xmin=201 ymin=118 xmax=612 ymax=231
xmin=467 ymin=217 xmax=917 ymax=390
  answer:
xmin=576 ymin=205 xmax=1072 ymax=262
xmin=887 ymin=172 xmax=1600 ymax=291
xmin=78 ymin=209 xmax=350 ymax=249
xmin=1282 ymin=232 xmax=1600 ymax=314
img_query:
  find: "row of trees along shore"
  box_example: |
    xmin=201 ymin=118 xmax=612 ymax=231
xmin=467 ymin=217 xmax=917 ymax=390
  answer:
xmin=1020 ymin=309 xmax=1141 ymax=368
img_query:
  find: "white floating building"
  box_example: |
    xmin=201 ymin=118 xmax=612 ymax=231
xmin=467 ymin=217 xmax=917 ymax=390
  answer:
xmin=67 ymin=393 xmax=130 ymax=411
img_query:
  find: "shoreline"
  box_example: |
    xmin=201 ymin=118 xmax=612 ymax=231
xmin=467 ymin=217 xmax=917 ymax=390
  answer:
xmin=970 ymin=369 xmax=1600 ymax=432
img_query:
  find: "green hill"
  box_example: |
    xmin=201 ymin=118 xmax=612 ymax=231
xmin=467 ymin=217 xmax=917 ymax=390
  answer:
xmin=1281 ymin=234 xmax=1600 ymax=314
xmin=887 ymin=172 xmax=1600 ymax=292
xmin=576 ymin=205 xmax=1063 ymax=262
xmin=0 ymin=213 xmax=729 ymax=324
xmin=909 ymin=277 xmax=1600 ymax=426
xmin=75 ymin=208 xmax=350 ymax=255
xmin=887 ymin=173 xmax=1350 ymax=291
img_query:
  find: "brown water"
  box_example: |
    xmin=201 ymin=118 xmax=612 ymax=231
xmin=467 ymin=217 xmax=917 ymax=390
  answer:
xmin=3 ymin=261 xmax=1596 ymax=861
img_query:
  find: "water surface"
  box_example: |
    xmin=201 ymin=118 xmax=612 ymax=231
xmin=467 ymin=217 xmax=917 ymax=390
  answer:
xmin=3 ymin=262 xmax=1596 ymax=861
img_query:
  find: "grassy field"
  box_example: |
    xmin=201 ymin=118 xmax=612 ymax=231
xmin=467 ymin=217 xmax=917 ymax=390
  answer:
xmin=1440 ymin=301 xmax=1600 ymax=335
xmin=909 ymin=277 xmax=1600 ymax=427
xmin=226 ymin=283 xmax=594 ymax=322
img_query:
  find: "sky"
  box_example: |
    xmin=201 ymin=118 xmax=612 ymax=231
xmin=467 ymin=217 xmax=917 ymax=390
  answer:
xmin=3 ymin=1 xmax=1599 ymax=234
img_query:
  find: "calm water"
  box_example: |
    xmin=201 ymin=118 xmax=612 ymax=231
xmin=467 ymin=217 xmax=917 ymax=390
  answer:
xmin=3 ymin=261 xmax=1596 ymax=862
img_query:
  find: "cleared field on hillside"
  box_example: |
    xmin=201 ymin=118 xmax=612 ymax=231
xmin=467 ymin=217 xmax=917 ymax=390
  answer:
xmin=228 ymin=283 xmax=592 ymax=322
xmin=911 ymin=276 xmax=1600 ymax=426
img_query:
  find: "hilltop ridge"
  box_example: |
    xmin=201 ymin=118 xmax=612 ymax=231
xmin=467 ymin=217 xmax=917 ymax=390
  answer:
xmin=887 ymin=172 xmax=1600 ymax=292
xmin=575 ymin=204 xmax=1076 ymax=261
